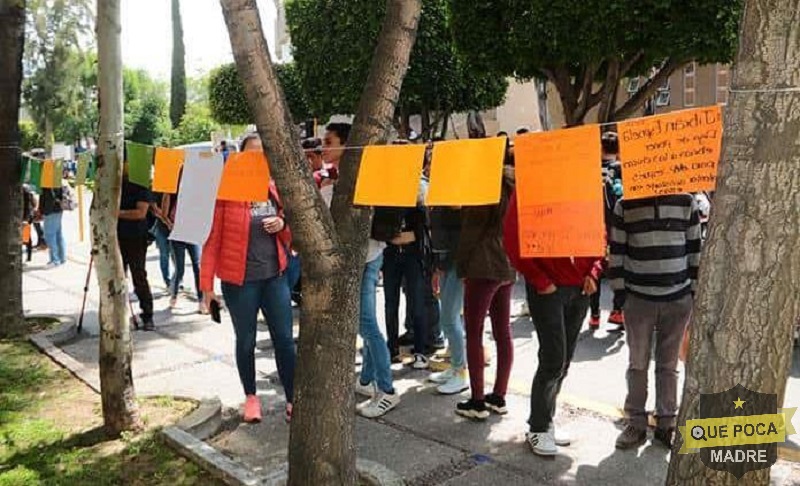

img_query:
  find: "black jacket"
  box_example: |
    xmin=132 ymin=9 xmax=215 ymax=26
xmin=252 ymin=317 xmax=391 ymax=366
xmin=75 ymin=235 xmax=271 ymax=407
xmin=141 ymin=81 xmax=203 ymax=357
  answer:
xmin=40 ymin=188 xmax=63 ymax=215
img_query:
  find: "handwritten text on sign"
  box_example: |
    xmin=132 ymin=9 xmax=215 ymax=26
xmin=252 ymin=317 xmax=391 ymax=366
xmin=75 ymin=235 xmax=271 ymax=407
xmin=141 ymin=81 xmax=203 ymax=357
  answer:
xmin=619 ymin=106 xmax=722 ymax=199
xmin=514 ymin=125 xmax=605 ymax=258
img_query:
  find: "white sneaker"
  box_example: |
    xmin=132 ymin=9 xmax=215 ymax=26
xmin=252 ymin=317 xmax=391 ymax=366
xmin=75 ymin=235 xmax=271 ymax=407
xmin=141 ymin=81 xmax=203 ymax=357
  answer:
xmin=355 ymin=379 xmax=376 ymax=397
xmin=428 ymin=368 xmax=456 ymax=384
xmin=526 ymin=431 xmax=558 ymax=456
xmin=436 ymin=370 xmax=469 ymax=395
xmin=412 ymin=354 xmax=429 ymax=370
xmin=548 ymin=423 xmax=571 ymax=447
xmin=359 ymin=392 xmax=400 ymax=418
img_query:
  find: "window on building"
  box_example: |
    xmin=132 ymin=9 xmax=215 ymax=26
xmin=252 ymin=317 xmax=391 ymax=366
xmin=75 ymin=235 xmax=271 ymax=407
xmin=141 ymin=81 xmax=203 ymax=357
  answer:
xmin=716 ymin=65 xmax=730 ymax=104
xmin=684 ymin=62 xmax=696 ymax=107
xmin=627 ymin=77 xmax=641 ymax=94
xmin=655 ymin=90 xmax=671 ymax=107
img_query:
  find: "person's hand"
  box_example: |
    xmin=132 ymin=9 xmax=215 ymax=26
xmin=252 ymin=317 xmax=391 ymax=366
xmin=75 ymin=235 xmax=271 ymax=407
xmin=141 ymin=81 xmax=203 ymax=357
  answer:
xmin=582 ymin=276 xmax=598 ymax=296
xmin=262 ymin=216 xmax=284 ymax=234
xmin=538 ymin=284 xmax=557 ymax=295
xmin=203 ymin=291 xmax=219 ymax=309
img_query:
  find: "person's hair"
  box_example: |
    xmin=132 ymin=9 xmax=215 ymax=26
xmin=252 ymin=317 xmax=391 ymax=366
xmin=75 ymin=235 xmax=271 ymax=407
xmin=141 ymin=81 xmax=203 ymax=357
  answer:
xmin=239 ymin=133 xmax=260 ymax=152
xmin=325 ymin=123 xmax=351 ymax=144
xmin=601 ymin=131 xmax=619 ymax=155
xmin=496 ymin=131 xmax=508 ymax=138
xmin=221 ymin=140 xmax=227 ymax=147
xmin=301 ymin=137 xmax=322 ymax=153
xmin=516 ymin=127 xmax=530 ymax=135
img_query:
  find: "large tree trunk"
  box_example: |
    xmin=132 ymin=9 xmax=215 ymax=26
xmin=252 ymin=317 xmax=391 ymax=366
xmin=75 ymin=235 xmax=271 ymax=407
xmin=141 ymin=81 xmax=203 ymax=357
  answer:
xmin=667 ymin=1 xmax=800 ymax=484
xmin=169 ymin=0 xmax=186 ymax=128
xmin=94 ymin=0 xmax=141 ymax=436
xmin=219 ymin=0 xmax=421 ymax=484
xmin=0 ymin=0 xmax=26 ymax=339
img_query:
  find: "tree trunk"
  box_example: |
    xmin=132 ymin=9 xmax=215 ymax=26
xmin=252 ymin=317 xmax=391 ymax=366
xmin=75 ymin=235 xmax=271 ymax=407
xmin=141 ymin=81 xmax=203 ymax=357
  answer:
xmin=0 ymin=0 xmax=26 ymax=339
xmin=94 ymin=0 xmax=142 ymax=436
xmin=45 ymin=117 xmax=54 ymax=156
xmin=219 ymin=0 xmax=421 ymax=484
xmin=613 ymin=58 xmax=682 ymax=122
xmin=535 ymin=77 xmax=552 ymax=131
xmin=667 ymin=1 xmax=800 ymax=484
xmin=169 ymin=0 xmax=186 ymax=128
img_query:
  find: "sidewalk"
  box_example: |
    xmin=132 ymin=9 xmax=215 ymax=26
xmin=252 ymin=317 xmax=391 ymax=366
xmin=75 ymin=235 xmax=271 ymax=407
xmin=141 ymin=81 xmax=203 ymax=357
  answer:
xmin=21 ymin=206 xmax=800 ymax=483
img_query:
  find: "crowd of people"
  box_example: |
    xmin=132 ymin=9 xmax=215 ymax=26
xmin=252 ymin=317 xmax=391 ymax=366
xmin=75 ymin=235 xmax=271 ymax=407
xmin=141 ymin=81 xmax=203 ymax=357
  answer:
xmin=22 ymin=123 xmax=711 ymax=457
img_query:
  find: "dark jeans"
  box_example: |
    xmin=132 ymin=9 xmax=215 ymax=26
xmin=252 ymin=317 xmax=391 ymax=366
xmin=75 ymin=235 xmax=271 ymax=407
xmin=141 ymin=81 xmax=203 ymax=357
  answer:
xmin=34 ymin=222 xmax=45 ymax=246
xmin=170 ymin=240 xmax=201 ymax=300
xmin=384 ymin=244 xmax=428 ymax=356
xmin=151 ymin=220 xmax=173 ymax=287
xmin=526 ymin=285 xmax=589 ymax=432
xmin=465 ymin=279 xmax=513 ymax=401
xmin=221 ymin=275 xmax=296 ymax=401
xmin=119 ymin=236 xmax=154 ymax=321
xmin=590 ymin=274 xmax=626 ymax=316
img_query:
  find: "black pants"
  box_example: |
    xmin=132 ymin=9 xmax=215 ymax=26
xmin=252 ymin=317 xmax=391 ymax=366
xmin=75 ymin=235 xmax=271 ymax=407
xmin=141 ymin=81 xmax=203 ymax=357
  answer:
xmin=526 ymin=285 xmax=589 ymax=432
xmin=119 ymin=236 xmax=153 ymax=321
xmin=34 ymin=222 xmax=45 ymax=246
xmin=384 ymin=244 xmax=428 ymax=356
xmin=589 ymin=274 xmax=626 ymax=316
xmin=402 ymin=273 xmax=442 ymax=346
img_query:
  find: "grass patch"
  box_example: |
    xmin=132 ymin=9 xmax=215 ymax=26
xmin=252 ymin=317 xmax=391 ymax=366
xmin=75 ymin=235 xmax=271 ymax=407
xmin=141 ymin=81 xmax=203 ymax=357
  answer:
xmin=0 ymin=340 xmax=222 ymax=486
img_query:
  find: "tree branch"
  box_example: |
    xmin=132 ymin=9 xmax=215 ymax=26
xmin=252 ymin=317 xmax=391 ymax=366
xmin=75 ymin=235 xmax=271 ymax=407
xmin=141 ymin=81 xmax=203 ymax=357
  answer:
xmin=596 ymin=58 xmax=621 ymax=123
xmin=574 ymin=62 xmax=598 ymax=122
xmin=549 ymin=65 xmax=579 ymax=126
xmin=612 ymin=58 xmax=684 ymax=121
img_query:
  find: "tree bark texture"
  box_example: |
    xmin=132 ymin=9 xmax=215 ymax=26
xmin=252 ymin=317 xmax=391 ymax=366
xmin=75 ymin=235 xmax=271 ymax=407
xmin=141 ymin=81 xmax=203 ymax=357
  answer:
xmin=219 ymin=1 xmax=421 ymax=484
xmin=667 ymin=1 xmax=800 ymax=484
xmin=169 ymin=0 xmax=186 ymax=128
xmin=94 ymin=0 xmax=141 ymax=436
xmin=0 ymin=0 xmax=26 ymax=339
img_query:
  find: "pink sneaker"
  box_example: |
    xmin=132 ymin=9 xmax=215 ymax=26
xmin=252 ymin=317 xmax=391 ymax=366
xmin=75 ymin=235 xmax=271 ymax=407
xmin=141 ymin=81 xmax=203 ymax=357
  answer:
xmin=285 ymin=403 xmax=293 ymax=423
xmin=243 ymin=395 xmax=262 ymax=423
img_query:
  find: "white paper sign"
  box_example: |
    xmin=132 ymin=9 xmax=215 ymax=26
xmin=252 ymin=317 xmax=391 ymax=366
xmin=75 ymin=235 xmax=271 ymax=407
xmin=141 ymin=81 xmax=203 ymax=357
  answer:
xmin=169 ymin=150 xmax=224 ymax=246
xmin=52 ymin=143 xmax=72 ymax=161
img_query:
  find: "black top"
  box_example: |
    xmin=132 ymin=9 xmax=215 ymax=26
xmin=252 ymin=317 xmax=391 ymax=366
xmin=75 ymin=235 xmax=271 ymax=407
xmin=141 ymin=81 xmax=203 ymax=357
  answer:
xmin=40 ymin=188 xmax=63 ymax=215
xmin=245 ymin=201 xmax=280 ymax=281
xmin=117 ymin=178 xmax=151 ymax=239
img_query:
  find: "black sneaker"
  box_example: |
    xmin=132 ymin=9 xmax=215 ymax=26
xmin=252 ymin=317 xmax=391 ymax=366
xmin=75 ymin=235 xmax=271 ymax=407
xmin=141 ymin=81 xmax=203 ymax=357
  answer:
xmin=455 ymin=399 xmax=490 ymax=420
xmin=397 ymin=332 xmax=415 ymax=347
xmin=484 ymin=393 xmax=508 ymax=415
xmin=654 ymin=427 xmax=675 ymax=448
xmin=141 ymin=318 xmax=156 ymax=332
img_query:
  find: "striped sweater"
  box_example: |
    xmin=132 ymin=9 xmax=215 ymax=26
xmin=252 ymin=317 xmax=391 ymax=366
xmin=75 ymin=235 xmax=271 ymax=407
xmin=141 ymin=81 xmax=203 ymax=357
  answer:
xmin=608 ymin=194 xmax=702 ymax=302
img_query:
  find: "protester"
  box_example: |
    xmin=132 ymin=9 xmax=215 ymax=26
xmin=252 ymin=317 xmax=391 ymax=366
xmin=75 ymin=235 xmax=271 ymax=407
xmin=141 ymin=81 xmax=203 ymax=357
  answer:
xmin=504 ymin=192 xmax=603 ymax=455
xmin=118 ymin=160 xmax=155 ymax=331
xmin=22 ymin=184 xmax=37 ymax=262
xmin=319 ymin=123 xmax=348 ymax=203
xmin=454 ymin=161 xmax=516 ymax=420
xmin=201 ymin=133 xmax=296 ymax=423
xmin=382 ymin=162 xmax=432 ymax=369
xmin=40 ymin=184 xmax=66 ymax=268
xmin=161 ymin=180 xmax=205 ymax=314
xmin=302 ymin=137 xmax=324 ymax=174
xmin=149 ymin=191 xmax=174 ymax=290
xmin=609 ymin=194 xmax=701 ymax=449
xmin=589 ymin=131 xmax=626 ymax=331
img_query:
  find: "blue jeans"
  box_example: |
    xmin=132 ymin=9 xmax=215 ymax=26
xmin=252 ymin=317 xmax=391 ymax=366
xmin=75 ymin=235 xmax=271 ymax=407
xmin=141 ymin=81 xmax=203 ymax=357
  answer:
xmin=286 ymin=253 xmax=301 ymax=291
xmin=359 ymin=254 xmax=394 ymax=394
xmin=43 ymin=212 xmax=65 ymax=265
xmin=222 ymin=275 xmax=296 ymax=401
xmin=171 ymin=240 xmax=201 ymax=299
xmin=151 ymin=221 xmax=173 ymax=286
xmin=439 ymin=261 xmax=466 ymax=370
xmin=384 ymin=244 xmax=428 ymax=356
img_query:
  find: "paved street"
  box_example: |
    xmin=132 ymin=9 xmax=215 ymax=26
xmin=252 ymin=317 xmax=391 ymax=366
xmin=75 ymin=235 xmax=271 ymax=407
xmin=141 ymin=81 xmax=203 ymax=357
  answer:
xmin=21 ymin=192 xmax=800 ymax=483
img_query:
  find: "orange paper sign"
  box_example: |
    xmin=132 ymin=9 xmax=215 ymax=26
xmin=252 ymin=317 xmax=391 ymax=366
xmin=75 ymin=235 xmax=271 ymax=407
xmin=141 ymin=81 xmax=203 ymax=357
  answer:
xmin=514 ymin=125 xmax=605 ymax=258
xmin=152 ymin=148 xmax=185 ymax=194
xmin=426 ymin=137 xmax=506 ymax=206
xmin=217 ymin=151 xmax=271 ymax=202
xmin=21 ymin=223 xmax=31 ymax=244
xmin=618 ymin=106 xmax=722 ymax=199
xmin=40 ymin=160 xmax=61 ymax=189
xmin=354 ymin=144 xmax=426 ymax=207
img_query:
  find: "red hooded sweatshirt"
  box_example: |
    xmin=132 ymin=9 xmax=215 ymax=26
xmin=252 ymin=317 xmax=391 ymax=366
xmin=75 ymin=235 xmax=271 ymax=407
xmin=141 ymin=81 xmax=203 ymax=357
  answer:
xmin=503 ymin=190 xmax=603 ymax=293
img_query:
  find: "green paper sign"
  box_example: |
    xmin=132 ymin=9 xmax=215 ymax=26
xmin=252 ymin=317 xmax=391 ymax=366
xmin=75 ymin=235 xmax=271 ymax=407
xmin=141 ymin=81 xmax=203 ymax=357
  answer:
xmin=19 ymin=156 xmax=30 ymax=184
xmin=28 ymin=160 xmax=42 ymax=193
xmin=126 ymin=141 xmax=154 ymax=188
xmin=76 ymin=152 xmax=91 ymax=185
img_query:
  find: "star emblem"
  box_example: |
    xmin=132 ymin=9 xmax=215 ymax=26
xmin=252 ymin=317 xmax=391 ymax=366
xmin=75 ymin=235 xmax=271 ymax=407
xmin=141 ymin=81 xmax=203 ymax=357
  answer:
xmin=733 ymin=397 xmax=746 ymax=409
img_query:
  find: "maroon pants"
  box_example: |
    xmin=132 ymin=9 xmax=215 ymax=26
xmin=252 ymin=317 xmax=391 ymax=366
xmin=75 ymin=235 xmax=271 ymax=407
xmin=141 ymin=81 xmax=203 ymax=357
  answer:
xmin=464 ymin=278 xmax=514 ymax=401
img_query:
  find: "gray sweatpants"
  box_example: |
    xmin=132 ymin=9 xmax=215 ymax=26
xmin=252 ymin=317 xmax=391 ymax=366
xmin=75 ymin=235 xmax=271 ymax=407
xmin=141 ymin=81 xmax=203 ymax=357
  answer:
xmin=624 ymin=293 xmax=692 ymax=431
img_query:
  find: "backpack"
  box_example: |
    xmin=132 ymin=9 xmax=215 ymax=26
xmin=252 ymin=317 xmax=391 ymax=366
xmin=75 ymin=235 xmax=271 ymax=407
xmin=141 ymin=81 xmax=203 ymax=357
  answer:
xmin=61 ymin=184 xmax=78 ymax=211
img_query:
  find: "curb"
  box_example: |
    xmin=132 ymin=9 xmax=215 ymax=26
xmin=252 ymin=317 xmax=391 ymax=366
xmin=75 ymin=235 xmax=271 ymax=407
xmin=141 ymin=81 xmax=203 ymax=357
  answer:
xmin=260 ymin=460 xmax=405 ymax=486
xmin=161 ymin=426 xmax=263 ymax=486
xmin=28 ymin=315 xmax=101 ymax=393
xmin=176 ymin=397 xmax=224 ymax=441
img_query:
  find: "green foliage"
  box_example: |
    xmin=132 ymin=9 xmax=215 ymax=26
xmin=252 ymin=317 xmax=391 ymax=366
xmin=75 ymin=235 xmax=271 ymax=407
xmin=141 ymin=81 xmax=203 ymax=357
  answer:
xmin=124 ymin=69 xmax=172 ymax=146
xmin=18 ymin=122 xmax=44 ymax=151
xmin=167 ymin=104 xmax=221 ymax=147
xmin=448 ymin=0 xmax=742 ymax=123
xmin=285 ymin=0 xmax=507 ymax=120
xmin=208 ymin=62 xmax=312 ymax=125
xmin=22 ymin=0 xmax=94 ymax=145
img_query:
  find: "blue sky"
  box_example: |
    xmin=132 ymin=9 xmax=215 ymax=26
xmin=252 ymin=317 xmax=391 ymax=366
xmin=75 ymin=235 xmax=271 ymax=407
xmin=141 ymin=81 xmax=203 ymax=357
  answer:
xmin=121 ymin=0 xmax=278 ymax=80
